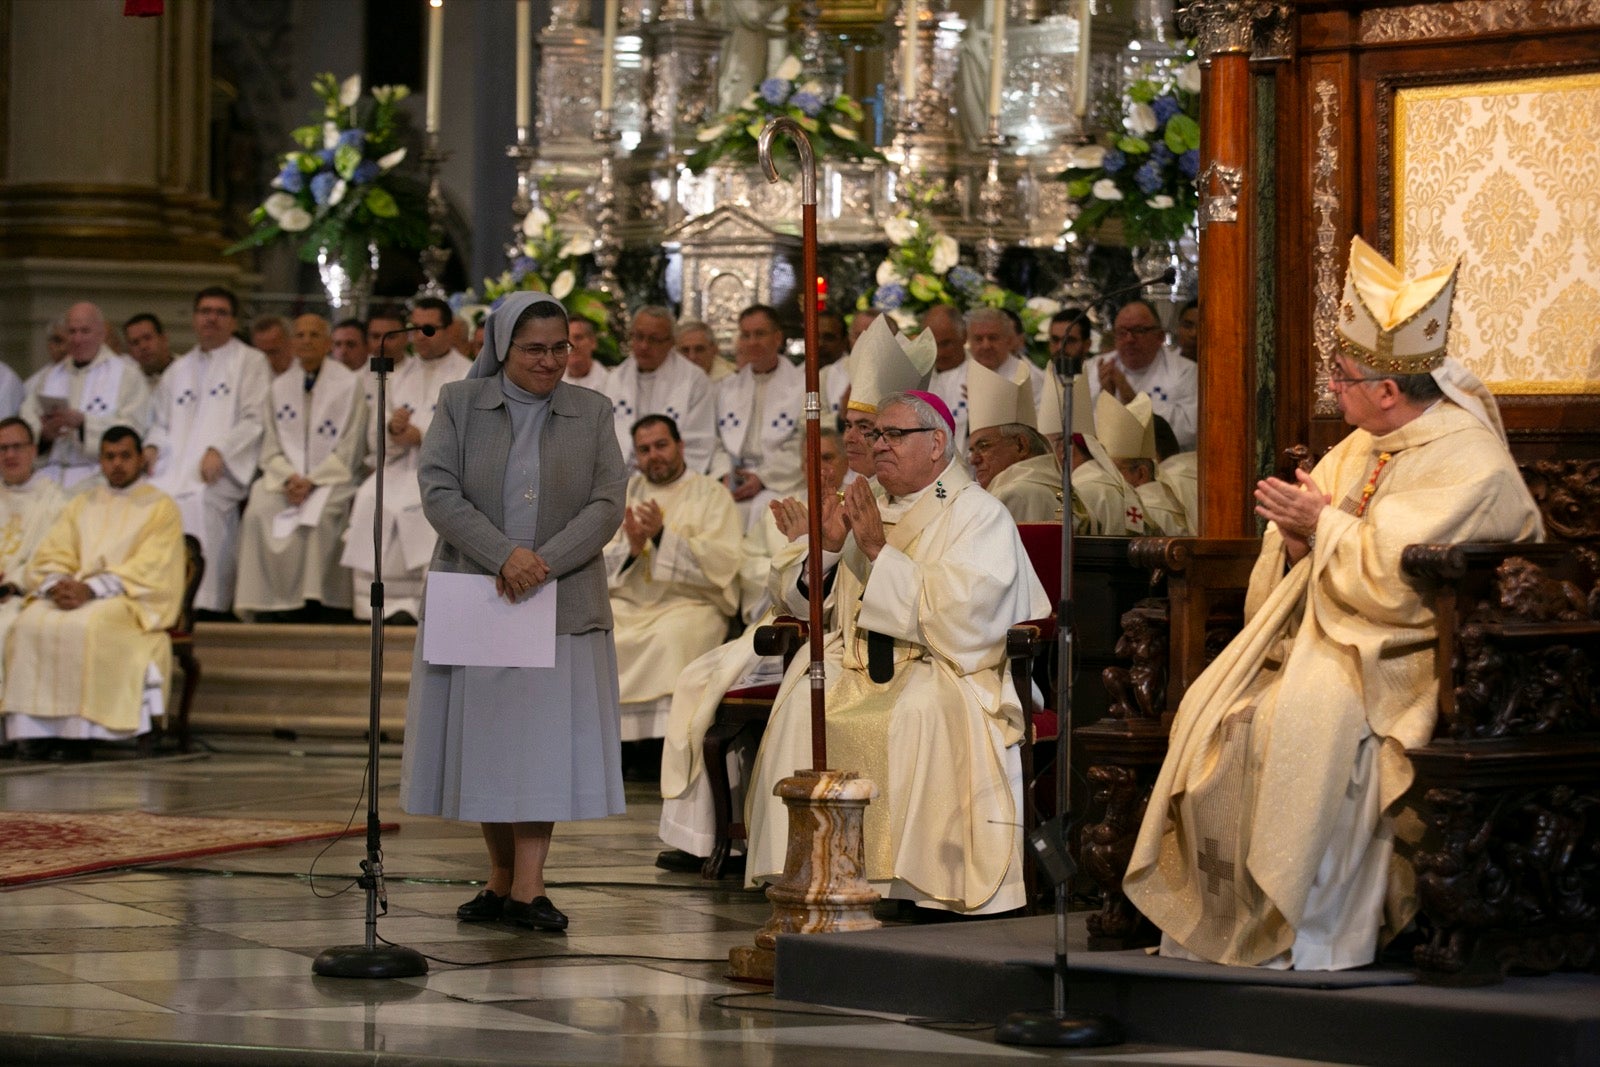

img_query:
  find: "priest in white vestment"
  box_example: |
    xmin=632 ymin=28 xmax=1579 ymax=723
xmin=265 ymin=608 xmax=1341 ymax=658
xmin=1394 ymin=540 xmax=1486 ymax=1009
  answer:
xmin=655 ymin=317 xmax=938 ymax=871
xmin=1038 ymin=373 xmax=1143 ymax=535
xmin=1096 ymin=391 xmax=1191 ymax=535
xmin=341 ymin=309 xmax=472 ymax=623
xmin=746 ymin=390 xmax=1051 ymax=915
xmin=2 ymin=426 xmax=183 ymax=743
xmin=145 ymin=287 xmax=270 ymax=615
xmin=0 ymin=418 xmax=67 ymax=689
xmin=1158 ymin=450 xmax=1199 ymax=536
xmin=676 ymin=320 xmax=734 ymax=383
xmin=1124 ymin=238 xmax=1544 ymax=970
xmin=604 ymin=414 xmax=742 ymax=742
xmin=968 ymin=360 xmax=1062 ymax=523
xmin=713 ymin=305 xmax=806 ymax=524
xmin=1085 ymin=299 xmax=1199 ymax=450
xmin=967 ymin=307 xmax=1046 ymax=405
xmin=922 ymin=306 xmax=972 ymax=459
xmin=235 ymin=315 xmax=368 ymax=618
xmin=22 ymin=302 xmax=151 ymax=489
xmin=563 ymin=317 xmax=610 ymax=392
xmin=603 ymin=306 xmax=718 ymax=473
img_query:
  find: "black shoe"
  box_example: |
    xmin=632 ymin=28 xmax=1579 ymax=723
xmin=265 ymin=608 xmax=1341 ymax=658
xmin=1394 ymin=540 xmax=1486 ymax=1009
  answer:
xmin=455 ymin=889 xmax=506 ymax=922
xmin=501 ymin=895 xmax=568 ymax=932
xmin=655 ymin=848 xmax=704 ymax=873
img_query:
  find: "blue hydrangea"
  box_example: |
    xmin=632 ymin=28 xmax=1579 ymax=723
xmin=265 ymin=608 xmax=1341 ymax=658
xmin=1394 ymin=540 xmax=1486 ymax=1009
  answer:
xmin=337 ymin=128 xmax=366 ymax=150
xmin=791 ymin=91 xmax=823 ymax=118
xmin=510 ymin=255 xmax=536 ymax=281
xmin=350 ymin=160 xmax=380 ymax=185
xmin=1102 ymin=149 xmax=1127 ymax=174
xmin=1150 ymin=142 xmax=1174 ymax=165
xmin=310 ymin=172 xmax=339 ymax=205
xmin=760 ymin=78 xmax=791 ymax=106
xmin=1134 ymin=161 xmax=1163 ymax=195
xmin=317 ymin=148 xmax=336 ymax=166
xmin=947 ymin=265 xmax=984 ymax=296
xmin=277 ymin=165 xmax=304 ymax=193
xmin=1150 ymin=95 xmax=1182 ymax=126
xmin=447 ymin=292 xmax=467 ymax=312
xmin=1179 ymin=149 xmax=1200 ymax=179
xmin=872 ymin=284 xmax=908 ymax=311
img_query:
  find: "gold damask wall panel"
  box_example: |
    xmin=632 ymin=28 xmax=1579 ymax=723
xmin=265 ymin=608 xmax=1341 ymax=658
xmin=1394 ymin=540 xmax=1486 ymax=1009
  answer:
xmin=1394 ymin=73 xmax=1600 ymax=394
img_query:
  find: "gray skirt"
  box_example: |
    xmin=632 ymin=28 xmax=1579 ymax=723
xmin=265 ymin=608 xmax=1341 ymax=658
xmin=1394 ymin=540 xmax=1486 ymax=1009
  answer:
xmin=398 ymin=621 xmax=627 ymax=823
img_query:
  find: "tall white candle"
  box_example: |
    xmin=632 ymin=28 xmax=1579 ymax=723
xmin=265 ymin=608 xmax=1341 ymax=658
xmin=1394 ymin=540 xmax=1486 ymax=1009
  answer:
xmin=987 ymin=2 xmax=1007 ymax=121
xmin=900 ymin=0 xmax=918 ymax=113
xmin=425 ymin=0 xmax=443 ymax=133
xmin=599 ymin=0 xmax=619 ymax=113
xmin=1075 ymin=0 xmax=1092 ymax=118
xmin=515 ymin=0 xmax=531 ymax=131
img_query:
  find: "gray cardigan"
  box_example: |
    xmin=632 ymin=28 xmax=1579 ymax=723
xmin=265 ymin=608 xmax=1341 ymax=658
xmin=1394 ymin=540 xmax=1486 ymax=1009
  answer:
xmin=418 ymin=376 xmax=626 ymax=634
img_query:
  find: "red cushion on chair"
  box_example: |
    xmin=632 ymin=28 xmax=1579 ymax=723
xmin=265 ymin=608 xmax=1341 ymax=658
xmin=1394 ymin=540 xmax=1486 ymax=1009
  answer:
xmin=1031 ymin=709 xmax=1059 ymax=743
xmin=1016 ymin=523 xmax=1062 ymax=603
xmin=724 ymin=683 xmax=781 ymax=701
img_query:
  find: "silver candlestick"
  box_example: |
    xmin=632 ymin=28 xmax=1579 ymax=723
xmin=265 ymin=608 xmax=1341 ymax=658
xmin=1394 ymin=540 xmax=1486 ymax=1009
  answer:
xmin=505 ymin=127 xmax=539 ymax=266
xmin=416 ymin=132 xmax=451 ymax=299
xmin=588 ymin=110 xmax=623 ymax=302
xmin=977 ymin=120 xmax=1008 ymax=281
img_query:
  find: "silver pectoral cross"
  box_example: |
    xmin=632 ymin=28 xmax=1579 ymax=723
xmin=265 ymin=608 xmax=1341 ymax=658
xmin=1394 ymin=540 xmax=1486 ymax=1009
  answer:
xmin=523 ymin=487 xmax=537 ymax=504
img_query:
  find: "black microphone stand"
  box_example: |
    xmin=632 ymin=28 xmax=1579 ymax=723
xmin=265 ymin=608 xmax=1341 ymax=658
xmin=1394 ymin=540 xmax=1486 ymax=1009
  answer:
xmin=313 ymin=325 xmax=429 ymax=979
xmin=996 ymin=355 xmax=1122 ymax=1047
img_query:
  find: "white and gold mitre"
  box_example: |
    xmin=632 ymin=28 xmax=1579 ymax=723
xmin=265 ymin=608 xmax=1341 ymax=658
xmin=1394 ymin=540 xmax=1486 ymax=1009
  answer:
xmin=846 ymin=314 xmax=936 ymax=414
xmin=1037 ymin=373 xmax=1092 ymax=439
xmin=967 ymin=360 xmax=1035 ymax=434
xmin=1094 ymin=390 xmax=1157 ymax=461
xmin=1336 ymin=235 xmax=1459 ymax=374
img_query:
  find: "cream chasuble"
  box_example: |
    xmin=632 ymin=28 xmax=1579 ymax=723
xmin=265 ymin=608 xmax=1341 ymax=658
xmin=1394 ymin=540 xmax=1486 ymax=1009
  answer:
xmin=603 ymin=352 xmax=719 ymax=474
xmin=987 ymin=452 xmax=1063 ymax=524
xmin=2 ymin=482 xmax=183 ymax=734
xmin=0 ymin=475 xmax=67 ymax=687
xmin=1124 ymin=401 xmax=1541 ymax=970
xmin=1135 ymin=477 xmax=1191 ymax=535
xmin=341 ymin=350 xmax=471 ymax=619
xmin=1158 ymin=451 xmax=1199 ymax=536
xmin=235 ymin=361 xmax=368 ymax=613
xmin=1071 ymin=451 xmax=1142 ymax=535
xmin=22 ymin=347 xmax=151 ymax=487
xmin=746 ymin=462 xmax=1051 ymax=913
xmin=146 ymin=338 xmax=271 ymax=613
xmin=603 ymin=470 xmax=741 ymax=739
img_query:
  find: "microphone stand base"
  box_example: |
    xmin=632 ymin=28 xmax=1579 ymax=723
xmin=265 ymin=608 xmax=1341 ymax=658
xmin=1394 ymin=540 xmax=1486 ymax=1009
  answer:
xmin=995 ymin=1009 xmax=1124 ymax=1048
xmin=312 ymin=943 xmax=429 ymax=980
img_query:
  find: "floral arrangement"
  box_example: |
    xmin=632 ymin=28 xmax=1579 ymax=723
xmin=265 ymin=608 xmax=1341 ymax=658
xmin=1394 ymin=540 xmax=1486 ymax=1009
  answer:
xmin=858 ymin=179 xmax=1062 ymax=356
xmin=227 ymin=73 xmax=427 ymax=267
xmin=685 ymin=56 xmax=881 ymax=174
xmin=1063 ymin=57 xmax=1202 ymax=246
xmin=464 ymin=186 xmax=620 ymax=364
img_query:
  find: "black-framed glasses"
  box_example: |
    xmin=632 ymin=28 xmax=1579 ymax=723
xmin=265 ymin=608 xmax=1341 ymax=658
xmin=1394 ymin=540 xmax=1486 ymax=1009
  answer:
xmin=508 ymin=340 xmax=572 ymax=361
xmin=865 ymin=427 xmax=936 ymax=445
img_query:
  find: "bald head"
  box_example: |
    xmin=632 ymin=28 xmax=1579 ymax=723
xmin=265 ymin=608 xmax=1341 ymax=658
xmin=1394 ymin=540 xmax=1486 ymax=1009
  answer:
xmin=921 ymin=305 xmax=967 ymax=372
xmin=64 ymin=302 xmax=107 ymax=365
xmin=292 ymin=314 xmax=332 ymax=373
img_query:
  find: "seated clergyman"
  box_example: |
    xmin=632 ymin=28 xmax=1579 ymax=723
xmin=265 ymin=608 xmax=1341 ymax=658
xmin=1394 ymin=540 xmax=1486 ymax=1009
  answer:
xmin=1123 ymin=237 xmax=1543 ymax=970
xmin=0 ymin=417 xmax=67 ymax=689
xmin=745 ymin=390 xmax=1050 ymax=916
xmin=2 ymin=426 xmax=183 ymax=744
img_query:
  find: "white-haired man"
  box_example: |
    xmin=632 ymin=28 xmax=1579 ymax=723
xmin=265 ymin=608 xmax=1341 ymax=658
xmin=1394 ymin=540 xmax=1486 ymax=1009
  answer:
xmin=603 ymin=306 xmax=718 ymax=474
xmin=747 ymin=389 xmax=1050 ymax=916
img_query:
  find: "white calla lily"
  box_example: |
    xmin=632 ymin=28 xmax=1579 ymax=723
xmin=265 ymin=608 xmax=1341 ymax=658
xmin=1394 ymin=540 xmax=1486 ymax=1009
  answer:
xmin=550 ymin=270 xmax=576 ymax=299
xmin=1126 ymin=103 xmax=1159 ymax=136
xmin=695 ymin=123 xmax=728 ymax=143
xmin=889 ymin=309 xmax=918 ymax=332
xmin=1026 ymin=296 xmax=1063 ymax=316
xmin=774 ymin=55 xmax=803 ymax=81
xmin=558 ymin=235 xmax=593 ymax=258
xmin=882 ymin=216 xmax=916 ymax=246
xmin=875 ymin=259 xmax=908 ymax=287
xmin=1146 ymin=194 xmax=1175 ymax=210
xmin=1068 ymin=144 xmax=1107 ymax=169
xmin=279 ymin=206 xmax=313 ymax=232
xmin=323 ymin=122 xmax=340 ymax=150
xmin=1092 ymin=179 xmax=1124 ymax=201
xmin=1178 ymin=62 xmax=1202 ymax=94
xmin=377 ymin=147 xmax=406 ymax=171
xmin=327 ymin=179 xmax=348 ymax=207
xmin=829 ymin=122 xmax=857 ymax=141
xmin=263 ymin=192 xmax=297 ymax=221
xmin=522 ymin=207 xmax=552 ymax=237
xmin=339 ymin=75 xmax=362 ymax=108
xmin=930 ymin=234 xmax=959 ymax=274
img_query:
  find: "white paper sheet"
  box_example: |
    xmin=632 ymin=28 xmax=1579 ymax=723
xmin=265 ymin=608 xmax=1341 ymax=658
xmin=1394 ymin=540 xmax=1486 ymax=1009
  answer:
xmin=269 ymin=484 xmax=334 ymax=540
xmin=421 ymin=571 xmax=556 ymax=668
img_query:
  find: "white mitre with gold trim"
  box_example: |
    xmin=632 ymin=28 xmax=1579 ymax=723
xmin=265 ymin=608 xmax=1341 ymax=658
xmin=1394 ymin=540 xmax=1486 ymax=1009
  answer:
xmin=1336 ymin=235 xmax=1459 ymax=374
xmin=967 ymin=360 xmax=1036 ymax=434
xmin=846 ymin=314 xmax=935 ymax=414
xmin=1094 ymin=390 xmax=1157 ymax=461
xmin=1036 ymin=373 xmax=1094 ymax=440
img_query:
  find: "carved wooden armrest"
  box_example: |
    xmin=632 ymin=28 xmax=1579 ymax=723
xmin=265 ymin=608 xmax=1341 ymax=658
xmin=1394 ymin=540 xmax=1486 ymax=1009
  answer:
xmin=753 ymin=616 xmax=809 ymax=661
xmin=1400 ymin=541 xmax=1578 ymax=584
xmin=1006 ymin=617 xmax=1057 ymax=659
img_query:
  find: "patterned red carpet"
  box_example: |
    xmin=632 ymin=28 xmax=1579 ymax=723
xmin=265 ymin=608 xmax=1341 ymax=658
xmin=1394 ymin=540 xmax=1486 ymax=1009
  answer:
xmin=0 ymin=810 xmax=374 ymax=885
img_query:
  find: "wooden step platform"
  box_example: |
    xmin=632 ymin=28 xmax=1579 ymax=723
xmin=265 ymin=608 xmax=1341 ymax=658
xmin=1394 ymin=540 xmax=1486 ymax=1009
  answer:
xmin=189 ymin=622 xmax=415 ymax=740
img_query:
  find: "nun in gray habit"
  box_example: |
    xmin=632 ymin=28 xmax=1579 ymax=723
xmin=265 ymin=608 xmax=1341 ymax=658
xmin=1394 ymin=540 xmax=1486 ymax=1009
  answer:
xmin=399 ymin=291 xmax=627 ymax=932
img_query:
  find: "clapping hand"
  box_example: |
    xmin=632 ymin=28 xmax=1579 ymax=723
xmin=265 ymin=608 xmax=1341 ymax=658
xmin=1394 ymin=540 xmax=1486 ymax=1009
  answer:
xmin=1254 ymin=468 xmax=1331 ymax=563
xmin=839 ymin=478 xmax=885 ymax=560
xmin=624 ymin=500 xmax=664 ymax=556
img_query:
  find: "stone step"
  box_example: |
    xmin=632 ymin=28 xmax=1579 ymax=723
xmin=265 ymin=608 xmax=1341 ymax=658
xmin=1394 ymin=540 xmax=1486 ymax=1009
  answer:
xmin=190 ymin=622 xmax=416 ymax=740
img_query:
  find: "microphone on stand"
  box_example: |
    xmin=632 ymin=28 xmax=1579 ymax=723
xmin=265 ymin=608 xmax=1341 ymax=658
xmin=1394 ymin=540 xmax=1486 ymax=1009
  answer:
xmin=374 ymin=324 xmax=437 ymax=366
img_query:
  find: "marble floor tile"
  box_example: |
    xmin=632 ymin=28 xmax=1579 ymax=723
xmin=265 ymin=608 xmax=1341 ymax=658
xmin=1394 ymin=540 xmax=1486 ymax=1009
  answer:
xmin=675 ymin=1020 xmax=1043 ymax=1058
xmin=0 ymin=902 xmax=180 ymax=932
xmin=236 ymin=998 xmax=591 ymax=1033
xmin=406 ymin=961 xmax=741 ymax=1003
xmin=24 ymin=946 xmax=314 ymax=983
xmin=0 ymin=983 xmax=173 ymax=1014
xmin=199 ymin=915 xmax=524 ymax=949
xmin=100 ymin=973 xmax=450 ymax=1014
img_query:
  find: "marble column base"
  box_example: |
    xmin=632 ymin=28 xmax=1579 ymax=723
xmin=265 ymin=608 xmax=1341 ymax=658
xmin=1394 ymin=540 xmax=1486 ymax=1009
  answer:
xmin=728 ymin=768 xmax=881 ymax=983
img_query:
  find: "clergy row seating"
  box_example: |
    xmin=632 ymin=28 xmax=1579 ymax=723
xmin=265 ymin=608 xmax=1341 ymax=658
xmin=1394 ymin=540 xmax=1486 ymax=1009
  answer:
xmin=1072 ymin=458 xmax=1600 ymax=982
